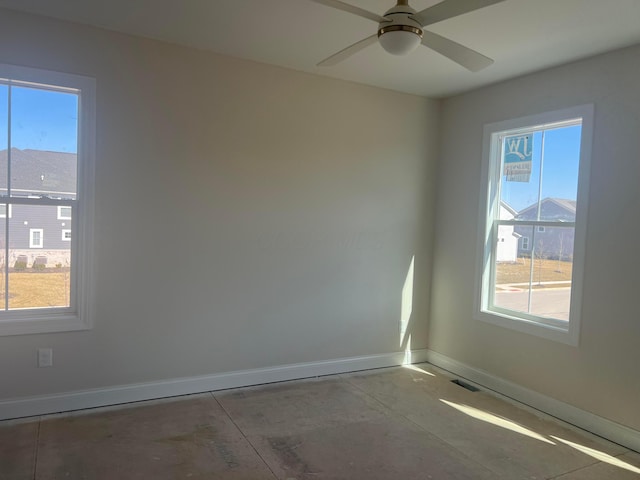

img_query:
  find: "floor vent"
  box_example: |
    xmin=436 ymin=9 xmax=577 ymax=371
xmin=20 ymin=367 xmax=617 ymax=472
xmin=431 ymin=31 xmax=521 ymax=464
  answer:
xmin=451 ymin=379 xmax=479 ymax=392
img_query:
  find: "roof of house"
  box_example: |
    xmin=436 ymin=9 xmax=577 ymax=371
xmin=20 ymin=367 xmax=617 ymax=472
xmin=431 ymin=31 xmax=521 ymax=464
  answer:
xmin=0 ymin=148 xmax=77 ymax=197
xmin=516 ymin=197 xmax=576 ymax=222
xmin=549 ymin=198 xmax=577 ymax=213
xmin=500 ymin=200 xmax=518 ymax=217
xmin=517 ymin=197 xmax=577 ymax=217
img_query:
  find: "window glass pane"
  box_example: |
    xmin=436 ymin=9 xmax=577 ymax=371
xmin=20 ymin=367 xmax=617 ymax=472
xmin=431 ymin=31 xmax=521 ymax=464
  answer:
xmin=10 ymin=86 xmax=78 ymax=199
xmin=529 ymin=226 xmax=574 ymax=321
xmin=0 ymin=215 xmax=6 ymax=307
xmin=492 ymin=122 xmax=581 ymax=322
xmin=500 ymin=124 xmax=581 ymax=222
xmin=8 ymin=204 xmax=71 ymax=309
xmin=540 ymin=125 xmax=580 ymax=204
xmin=493 ymin=225 xmax=574 ymax=321
xmin=0 ymin=84 xmax=7 ymax=195
xmin=493 ymin=225 xmax=533 ymax=314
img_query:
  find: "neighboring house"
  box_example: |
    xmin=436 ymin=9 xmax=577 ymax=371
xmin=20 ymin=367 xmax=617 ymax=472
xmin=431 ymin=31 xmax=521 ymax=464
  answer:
xmin=0 ymin=148 xmax=76 ymax=267
xmin=514 ymin=198 xmax=576 ymax=260
xmin=496 ymin=201 xmax=519 ymax=263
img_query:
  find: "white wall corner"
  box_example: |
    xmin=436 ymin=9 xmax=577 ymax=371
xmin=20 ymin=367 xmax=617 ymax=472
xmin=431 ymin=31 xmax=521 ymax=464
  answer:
xmin=0 ymin=349 xmax=430 ymax=421
xmin=425 ymin=349 xmax=640 ymax=453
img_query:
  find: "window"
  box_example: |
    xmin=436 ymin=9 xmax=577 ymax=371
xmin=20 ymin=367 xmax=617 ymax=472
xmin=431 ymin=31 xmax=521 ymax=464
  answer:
xmin=0 ymin=204 xmax=11 ymax=218
xmin=57 ymin=206 xmax=72 ymax=220
xmin=0 ymin=64 xmax=95 ymax=336
xmin=29 ymin=228 xmax=43 ymax=248
xmin=476 ymin=105 xmax=593 ymax=345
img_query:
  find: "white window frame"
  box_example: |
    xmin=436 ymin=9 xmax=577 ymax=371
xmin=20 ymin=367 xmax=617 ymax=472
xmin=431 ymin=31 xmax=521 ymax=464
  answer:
xmin=521 ymin=236 xmax=529 ymax=250
xmin=61 ymin=229 xmax=71 ymax=241
xmin=0 ymin=64 xmax=95 ymax=336
xmin=474 ymin=105 xmax=593 ymax=346
xmin=57 ymin=205 xmax=72 ymax=220
xmin=29 ymin=228 xmax=44 ymax=248
xmin=0 ymin=204 xmax=11 ymax=218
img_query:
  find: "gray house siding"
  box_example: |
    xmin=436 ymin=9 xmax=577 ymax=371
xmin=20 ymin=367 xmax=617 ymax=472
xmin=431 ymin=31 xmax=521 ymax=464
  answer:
xmin=515 ymin=226 xmax=575 ymax=261
xmin=514 ymin=198 xmax=576 ymax=260
xmin=4 ymin=205 xmax=72 ymax=251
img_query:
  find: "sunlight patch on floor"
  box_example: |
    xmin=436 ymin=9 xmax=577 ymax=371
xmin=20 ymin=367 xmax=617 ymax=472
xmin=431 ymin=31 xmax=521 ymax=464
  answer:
xmin=550 ymin=436 xmax=640 ymax=474
xmin=402 ymin=364 xmax=435 ymax=376
xmin=440 ymin=399 xmax=555 ymax=445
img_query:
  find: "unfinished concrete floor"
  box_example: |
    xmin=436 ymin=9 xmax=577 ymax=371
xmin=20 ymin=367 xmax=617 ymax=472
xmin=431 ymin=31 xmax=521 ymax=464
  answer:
xmin=1 ymin=363 xmax=639 ymax=479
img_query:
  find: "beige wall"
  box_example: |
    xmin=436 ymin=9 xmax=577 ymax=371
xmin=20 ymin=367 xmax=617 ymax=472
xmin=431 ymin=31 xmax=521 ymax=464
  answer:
xmin=431 ymin=44 xmax=640 ymax=430
xmin=0 ymin=10 xmax=438 ymax=399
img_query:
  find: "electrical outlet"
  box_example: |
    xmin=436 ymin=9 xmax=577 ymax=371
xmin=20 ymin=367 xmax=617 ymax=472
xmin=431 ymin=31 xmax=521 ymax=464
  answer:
xmin=38 ymin=348 xmax=53 ymax=368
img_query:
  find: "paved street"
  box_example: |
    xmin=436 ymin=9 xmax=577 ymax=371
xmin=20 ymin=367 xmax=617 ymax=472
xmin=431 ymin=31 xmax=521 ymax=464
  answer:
xmin=495 ymin=287 xmax=571 ymax=320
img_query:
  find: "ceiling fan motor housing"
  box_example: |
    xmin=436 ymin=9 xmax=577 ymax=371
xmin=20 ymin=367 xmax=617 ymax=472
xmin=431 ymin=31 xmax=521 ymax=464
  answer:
xmin=378 ymin=1 xmax=423 ymax=55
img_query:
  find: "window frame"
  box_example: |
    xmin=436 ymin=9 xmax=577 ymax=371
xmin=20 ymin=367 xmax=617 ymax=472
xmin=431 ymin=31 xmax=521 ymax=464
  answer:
xmin=29 ymin=228 xmax=44 ymax=248
xmin=0 ymin=64 xmax=95 ymax=336
xmin=57 ymin=205 xmax=72 ymax=220
xmin=0 ymin=204 xmax=11 ymax=218
xmin=61 ymin=229 xmax=71 ymax=241
xmin=474 ymin=105 xmax=594 ymax=346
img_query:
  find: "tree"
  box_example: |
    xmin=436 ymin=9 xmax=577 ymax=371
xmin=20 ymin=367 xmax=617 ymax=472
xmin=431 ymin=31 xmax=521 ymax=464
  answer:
xmin=535 ymin=238 xmax=546 ymax=285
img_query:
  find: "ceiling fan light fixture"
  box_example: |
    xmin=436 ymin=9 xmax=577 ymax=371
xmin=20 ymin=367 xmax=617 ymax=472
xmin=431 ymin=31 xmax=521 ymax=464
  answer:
xmin=378 ymin=25 xmax=423 ymax=55
xmin=314 ymin=0 xmax=499 ymax=71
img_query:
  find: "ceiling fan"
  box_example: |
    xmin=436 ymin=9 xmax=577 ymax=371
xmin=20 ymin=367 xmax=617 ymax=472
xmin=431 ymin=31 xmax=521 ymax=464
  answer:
xmin=311 ymin=0 xmax=505 ymax=71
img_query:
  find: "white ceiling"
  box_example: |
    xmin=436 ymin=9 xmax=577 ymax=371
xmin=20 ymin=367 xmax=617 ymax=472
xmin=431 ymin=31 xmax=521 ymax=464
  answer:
xmin=1 ymin=0 xmax=640 ymax=98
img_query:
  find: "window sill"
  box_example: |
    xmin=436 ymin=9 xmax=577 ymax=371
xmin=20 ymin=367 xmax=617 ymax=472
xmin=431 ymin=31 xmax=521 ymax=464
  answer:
xmin=475 ymin=309 xmax=579 ymax=346
xmin=0 ymin=312 xmax=90 ymax=336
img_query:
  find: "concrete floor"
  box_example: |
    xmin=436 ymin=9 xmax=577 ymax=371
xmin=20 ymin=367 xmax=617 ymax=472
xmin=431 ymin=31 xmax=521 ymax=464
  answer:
xmin=1 ymin=363 xmax=639 ymax=479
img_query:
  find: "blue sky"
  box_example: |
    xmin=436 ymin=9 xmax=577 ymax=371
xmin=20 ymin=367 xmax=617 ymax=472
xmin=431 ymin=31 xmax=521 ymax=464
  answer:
xmin=500 ymin=125 xmax=581 ymax=212
xmin=0 ymin=85 xmax=78 ymax=153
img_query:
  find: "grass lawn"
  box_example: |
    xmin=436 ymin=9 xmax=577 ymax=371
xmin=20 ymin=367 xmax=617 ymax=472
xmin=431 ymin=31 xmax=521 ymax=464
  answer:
xmin=496 ymin=258 xmax=572 ymax=285
xmin=0 ymin=270 xmax=71 ymax=308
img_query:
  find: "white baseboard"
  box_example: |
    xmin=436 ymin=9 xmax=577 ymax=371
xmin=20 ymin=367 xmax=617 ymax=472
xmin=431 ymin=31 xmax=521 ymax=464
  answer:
xmin=425 ymin=349 xmax=640 ymax=453
xmin=0 ymin=349 xmax=429 ymax=421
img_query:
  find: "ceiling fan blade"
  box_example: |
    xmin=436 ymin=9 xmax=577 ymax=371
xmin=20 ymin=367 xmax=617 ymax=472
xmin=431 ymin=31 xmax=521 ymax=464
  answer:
xmin=317 ymin=34 xmax=378 ymax=67
xmin=421 ymin=31 xmax=493 ymax=71
xmin=309 ymin=0 xmax=387 ymax=23
xmin=411 ymin=0 xmax=505 ymax=27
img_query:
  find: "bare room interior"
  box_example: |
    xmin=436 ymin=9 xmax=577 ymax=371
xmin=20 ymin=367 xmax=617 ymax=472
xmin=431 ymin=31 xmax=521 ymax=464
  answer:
xmin=0 ymin=0 xmax=638 ymax=478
